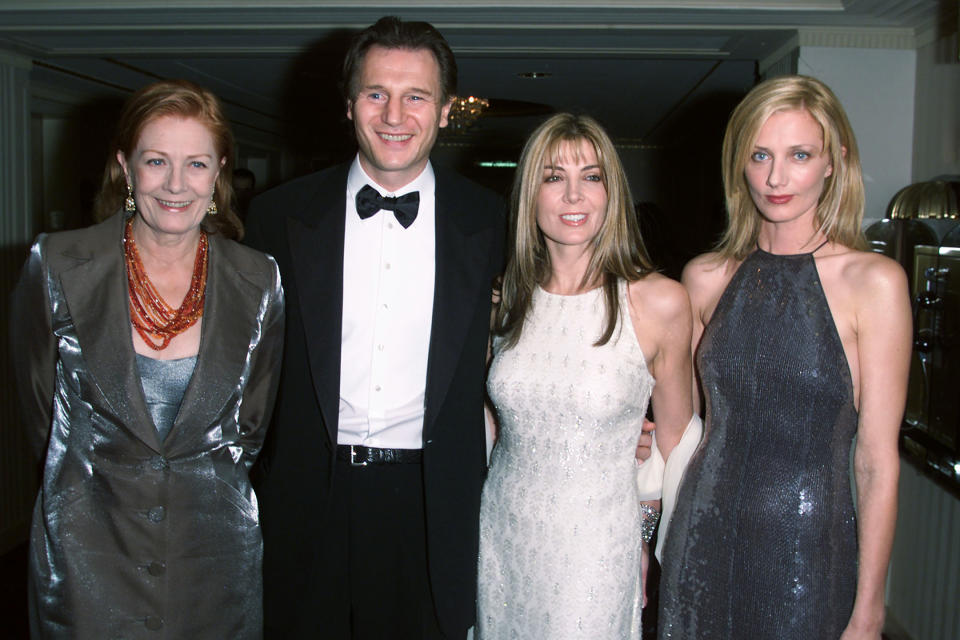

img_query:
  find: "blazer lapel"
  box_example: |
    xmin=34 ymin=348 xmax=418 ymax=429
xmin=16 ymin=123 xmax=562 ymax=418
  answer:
xmin=57 ymin=214 xmax=162 ymax=451
xmin=287 ymin=166 xmax=348 ymax=447
xmin=166 ymin=235 xmax=263 ymax=453
xmin=423 ymin=171 xmax=495 ymax=439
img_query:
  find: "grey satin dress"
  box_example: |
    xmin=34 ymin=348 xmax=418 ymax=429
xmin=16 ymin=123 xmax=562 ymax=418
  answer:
xmin=10 ymin=213 xmax=284 ymax=639
xmin=658 ymin=248 xmax=858 ymax=639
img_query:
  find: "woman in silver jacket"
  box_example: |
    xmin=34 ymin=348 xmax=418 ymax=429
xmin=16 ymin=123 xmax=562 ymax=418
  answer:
xmin=10 ymin=79 xmax=284 ymax=639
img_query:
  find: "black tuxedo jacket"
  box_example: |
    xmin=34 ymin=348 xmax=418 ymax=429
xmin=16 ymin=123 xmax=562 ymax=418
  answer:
xmin=245 ymin=163 xmax=505 ymax=636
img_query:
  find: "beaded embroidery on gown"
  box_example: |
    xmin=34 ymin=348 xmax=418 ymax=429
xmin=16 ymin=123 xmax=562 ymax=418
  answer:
xmin=658 ymin=248 xmax=858 ymax=639
xmin=478 ymin=281 xmax=655 ymax=639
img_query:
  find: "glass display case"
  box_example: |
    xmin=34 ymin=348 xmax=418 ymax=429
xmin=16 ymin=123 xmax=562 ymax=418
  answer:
xmin=866 ymin=179 xmax=960 ymax=497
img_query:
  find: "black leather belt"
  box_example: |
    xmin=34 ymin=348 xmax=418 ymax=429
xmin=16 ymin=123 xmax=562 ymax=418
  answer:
xmin=336 ymin=444 xmax=423 ymax=466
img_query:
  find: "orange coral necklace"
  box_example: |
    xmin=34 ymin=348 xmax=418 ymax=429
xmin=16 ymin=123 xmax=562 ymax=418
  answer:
xmin=123 ymin=216 xmax=208 ymax=350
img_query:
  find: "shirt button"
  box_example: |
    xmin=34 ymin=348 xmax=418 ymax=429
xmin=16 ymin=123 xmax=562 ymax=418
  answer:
xmin=384 ymin=262 xmax=391 ymax=270
xmin=374 ymin=385 xmax=381 ymax=392
xmin=387 ymin=222 xmax=394 ymax=229
xmin=145 ymin=616 xmax=163 ymax=631
xmin=148 ymin=561 xmax=166 ymax=576
xmin=377 ymin=344 xmax=384 ymax=351
xmin=148 ymin=506 xmax=166 ymax=522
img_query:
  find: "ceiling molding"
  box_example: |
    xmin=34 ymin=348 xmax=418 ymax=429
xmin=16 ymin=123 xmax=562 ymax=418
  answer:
xmin=798 ymin=27 xmax=917 ymax=50
xmin=452 ymin=46 xmax=730 ymax=57
xmin=757 ymin=33 xmax=799 ymax=75
xmin=10 ymin=45 xmax=318 ymax=57
xmin=0 ymin=50 xmax=32 ymax=69
xmin=913 ymin=3 xmax=960 ymax=50
xmin=0 ymin=0 xmax=845 ymax=10
xmin=0 ymin=0 xmax=942 ymax=149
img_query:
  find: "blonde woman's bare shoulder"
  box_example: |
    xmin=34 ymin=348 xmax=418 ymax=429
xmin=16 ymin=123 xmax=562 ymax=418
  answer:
xmin=682 ymin=252 xmax=739 ymax=295
xmin=838 ymin=249 xmax=909 ymax=301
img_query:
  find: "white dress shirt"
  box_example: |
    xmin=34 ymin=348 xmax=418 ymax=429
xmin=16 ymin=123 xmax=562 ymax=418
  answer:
xmin=338 ymin=157 xmax=436 ymax=449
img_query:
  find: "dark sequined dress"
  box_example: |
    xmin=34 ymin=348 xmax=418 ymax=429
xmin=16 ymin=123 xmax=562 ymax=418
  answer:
xmin=658 ymin=247 xmax=858 ymax=639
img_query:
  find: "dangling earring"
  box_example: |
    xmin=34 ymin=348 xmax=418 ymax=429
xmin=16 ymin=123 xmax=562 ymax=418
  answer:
xmin=125 ymin=183 xmax=136 ymax=213
xmin=206 ymin=191 xmax=218 ymax=216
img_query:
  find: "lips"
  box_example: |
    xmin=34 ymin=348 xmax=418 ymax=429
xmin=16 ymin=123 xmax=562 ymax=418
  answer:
xmin=560 ymin=213 xmax=587 ymax=225
xmin=765 ymin=194 xmax=793 ymax=205
xmin=156 ymin=198 xmax=193 ymax=209
xmin=379 ymin=132 xmax=412 ymax=142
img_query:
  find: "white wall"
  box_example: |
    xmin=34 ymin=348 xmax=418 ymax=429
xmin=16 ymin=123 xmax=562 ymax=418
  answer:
xmin=887 ymin=462 xmax=960 ymax=640
xmin=798 ymin=47 xmax=916 ymax=223
xmin=912 ymin=31 xmax=960 ymax=182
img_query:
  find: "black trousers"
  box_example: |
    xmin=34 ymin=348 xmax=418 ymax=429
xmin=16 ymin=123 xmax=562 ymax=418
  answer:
xmin=270 ymin=457 xmax=448 ymax=639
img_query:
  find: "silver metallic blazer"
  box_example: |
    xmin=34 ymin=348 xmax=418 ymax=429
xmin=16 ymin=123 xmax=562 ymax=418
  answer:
xmin=10 ymin=212 xmax=284 ymax=639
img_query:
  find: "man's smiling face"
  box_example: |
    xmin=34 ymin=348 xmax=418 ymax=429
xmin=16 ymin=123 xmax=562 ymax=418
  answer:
xmin=347 ymin=45 xmax=453 ymax=192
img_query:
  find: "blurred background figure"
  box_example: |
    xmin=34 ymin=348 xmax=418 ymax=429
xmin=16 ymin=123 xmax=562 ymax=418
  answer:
xmin=232 ymin=167 xmax=257 ymax=221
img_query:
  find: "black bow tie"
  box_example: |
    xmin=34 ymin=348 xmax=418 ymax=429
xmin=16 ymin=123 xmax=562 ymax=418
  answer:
xmin=356 ymin=184 xmax=420 ymax=229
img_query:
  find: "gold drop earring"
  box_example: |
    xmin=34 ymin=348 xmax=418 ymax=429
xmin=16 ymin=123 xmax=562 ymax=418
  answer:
xmin=206 ymin=190 xmax=218 ymax=215
xmin=125 ymin=183 xmax=136 ymax=213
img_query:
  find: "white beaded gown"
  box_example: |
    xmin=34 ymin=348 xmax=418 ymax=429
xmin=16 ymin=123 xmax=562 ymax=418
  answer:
xmin=478 ymin=281 xmax=655 ymax=639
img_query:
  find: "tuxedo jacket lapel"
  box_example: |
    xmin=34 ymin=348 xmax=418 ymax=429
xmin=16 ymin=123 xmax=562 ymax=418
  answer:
xmin=279 ymin=164 xmax=493 ymax=446
xmin=286 ymin=165 xmax=348 ymax=447
xmin=423 ymin=169 xmax=496 ymax=440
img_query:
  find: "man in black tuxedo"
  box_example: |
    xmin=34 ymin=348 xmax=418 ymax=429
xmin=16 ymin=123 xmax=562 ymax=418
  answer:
xmin=245 ymin=16 xmax=505 ymax=639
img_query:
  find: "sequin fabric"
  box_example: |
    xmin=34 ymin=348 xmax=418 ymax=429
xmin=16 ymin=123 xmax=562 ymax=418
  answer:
xmin=658 ymin=249 xmax=858 ymax=639
xmin=478 ymin=281 xmax=655 ymax=639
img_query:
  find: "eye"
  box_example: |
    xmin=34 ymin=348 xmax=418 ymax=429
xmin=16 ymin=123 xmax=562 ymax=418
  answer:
xmin=543 ymin=174 xmax=561 ymax=183
xmin=793 ymin=151 xmax=811 ymax=161
xmin=585 ymin=173 xmax=602 ymax=182
xmin=191 ymin=160 xmax=208 ymax=169
xmin=146 ymin=158 xmax=164 ymax=166
xmin=750 ymin=151 xmax=768 ymax=162
xmin=408 ymin=95 xmax=424 ymax=102
xmin=367 ymin=92 xmax=383 ymax=101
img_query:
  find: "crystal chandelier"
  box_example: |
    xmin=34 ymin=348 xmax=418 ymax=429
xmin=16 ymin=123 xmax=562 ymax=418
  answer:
xmin=447 ymin=95 xmax=490 ymax=132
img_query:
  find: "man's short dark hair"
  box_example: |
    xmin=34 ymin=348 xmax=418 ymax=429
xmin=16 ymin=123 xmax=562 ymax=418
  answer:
xmin=341 ymin=16 xmax=457 ymax=105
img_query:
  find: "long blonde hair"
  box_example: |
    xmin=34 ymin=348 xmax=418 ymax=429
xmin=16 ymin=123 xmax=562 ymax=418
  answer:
xmin=495 ymin=113 xmax=654 ymax=348
xmin=718 ymin=75 xmax=867 ymax=259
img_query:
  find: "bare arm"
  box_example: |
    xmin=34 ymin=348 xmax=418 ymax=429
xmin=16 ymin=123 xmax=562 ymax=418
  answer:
xmin=628 ymin=275 xmax=693 ymax=462
xmin=681 ymin=254 xmax=733 ymax=416
xmin=634 ymin=256 xmax=721 ymax=463
xmin=628 ymin=274 xmax=692 ymax=607
xmin=841 ymin=259 xmax=911 ymax=639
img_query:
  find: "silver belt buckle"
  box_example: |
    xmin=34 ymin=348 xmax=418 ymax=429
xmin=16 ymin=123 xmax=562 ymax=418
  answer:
xmin=350 ymin=445 xmax=368 ymax=467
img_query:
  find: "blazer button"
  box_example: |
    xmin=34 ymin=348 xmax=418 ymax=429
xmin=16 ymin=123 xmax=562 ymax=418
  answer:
xmin=148 ymin=561 xmax=166 ymax=576
xmin=144 ymin=615 xmax=163 ymax=630
xmin=150 ymin=456 xmax=168 ymax=472
xmin=147 ymin=506 xmax=166 ymax=522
